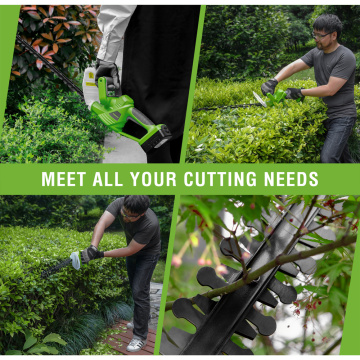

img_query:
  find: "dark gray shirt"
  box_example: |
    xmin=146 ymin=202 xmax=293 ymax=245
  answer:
xmin=301 ymin=45 xmax=356 ymax=119
xmin=106 ymin=198 xmax=161 ymax=255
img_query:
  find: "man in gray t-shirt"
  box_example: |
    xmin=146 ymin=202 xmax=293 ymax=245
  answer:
xmin=82 ymin=195 xmax=160 ymax=352
xmin=261 ymin=14 xmax=357 ymax=163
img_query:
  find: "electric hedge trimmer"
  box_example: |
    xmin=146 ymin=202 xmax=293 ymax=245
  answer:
xmin=40 ymin=246 xmax=101 ymax=279
xmin=193 ymin=89 xmax=303 ymax=112
xmin=160 ymin=196 xmax=342 ymax=355
xmin=15 ymin=35 xmax=171 ymax=153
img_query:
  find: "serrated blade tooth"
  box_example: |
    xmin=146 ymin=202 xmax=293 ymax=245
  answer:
xmin=222 ymin=339 xmax=253 ymax=355
xmin=193 ymin=294 xmax=216 ymax=315
xmin=298 ymin=237 xmax=319 ymax=248
xmin=246 ymin=219 xmax=264 ymax=233
xmin=268 ymin=278 xmax=297 ymax=304
xmin=220 ymin=237 xmax=259 ymax=260
xmin=257 ymin=289 xmax=278 ymax=308
xmin=220 ymin=237 xmax=242 ymax=259
xmin=234 ymin=319 xmax=257 ymax=340
xmin=222 ymin=265 xmax=241 ymax=283
xmin=172 ymin=298 xmax=205 ymax=328
xmin=290 ymin=249 xmax=317 ymax=274
xmin=245 ymin=308 xmax=277 ymax=336
xmin=197 ymin=266 xmax=227 ymax=289
xmin=315 ymin=226 xmax=336 ymax=241
xmin=261 ymin=208 xmax=282 ymax=227
xmin=318 ymin=202 xmax=343 ymax=217
xmin=279 ymin=262 xmax=299 ymax=277
xmin=160 ymin=328 xmax=191 ymax=354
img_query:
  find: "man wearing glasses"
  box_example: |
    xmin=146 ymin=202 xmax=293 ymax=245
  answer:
xmin=261 ymin=14 xmax=356 ymax=163
xmin=83 ymin=195 xmax=160 ymax=352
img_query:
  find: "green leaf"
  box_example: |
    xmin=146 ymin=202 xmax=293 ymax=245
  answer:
xmin=26 ymin=344 xmax=52 ymax=355
xmin=43 ymin=333 xmax=67 ymax=346
xmin=23 ymin=335 xmax=37 ymax=350
xmin=5 ymin=350 xmax=23 ymax=355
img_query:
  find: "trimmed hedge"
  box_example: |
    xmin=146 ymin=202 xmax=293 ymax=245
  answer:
xmin=187 ymin=78 xmax=360 ymax=163
xmin=0 ymin=226 xmax=131 ymax=354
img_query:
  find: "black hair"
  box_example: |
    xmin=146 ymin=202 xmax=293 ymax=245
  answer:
xmin=313 ymin=14 xmax=342 ymax=39
xmin=123 ymin=195 xmax=150 ymax=214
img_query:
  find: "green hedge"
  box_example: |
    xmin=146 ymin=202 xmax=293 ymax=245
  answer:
xmin=1 ymin=88 xmax=108 ymax=163
xmin=187 ymin=78 xmax=360 ymax=163
xmin=0 ymin=226 xmax=131 ymax=354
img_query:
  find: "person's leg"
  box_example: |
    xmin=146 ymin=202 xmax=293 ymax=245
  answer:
xmin=320 ymin=117 xmax=356 ymax=163
xmin=129 ymin=253 xmax=160 ymax=341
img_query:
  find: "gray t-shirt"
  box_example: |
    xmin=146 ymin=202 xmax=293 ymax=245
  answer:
xmin=301 ymin=45 xmax=356 ymax=119
xmin=106 ymin=197 xmax=161 ymax=255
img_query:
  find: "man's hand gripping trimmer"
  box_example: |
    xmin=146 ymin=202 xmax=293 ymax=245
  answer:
xmin=83 ymin=68 xmax=172 ymax=153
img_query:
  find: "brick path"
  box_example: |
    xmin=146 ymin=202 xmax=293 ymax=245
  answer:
xmin=103 ymin=320 xmax=156 ymax=355
xmin=103 ymin=282 xmax=162 ymax=355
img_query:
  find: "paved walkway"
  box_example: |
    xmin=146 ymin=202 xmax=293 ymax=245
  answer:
xmin=104 ymin=282 xmax=162 ymax=355
xmin=102 ymin=132 xmax=147 ymax=163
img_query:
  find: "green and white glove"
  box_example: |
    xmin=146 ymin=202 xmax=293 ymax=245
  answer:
xmin=285 ymin=88 xmax=305 ymax=100
xmin=81 ymin=245 xmax=104 ymax=264
xmin=95 ymin=59 xmax=120 ymax=90
xmin=261 ymin=78 xmax=278 ymax=96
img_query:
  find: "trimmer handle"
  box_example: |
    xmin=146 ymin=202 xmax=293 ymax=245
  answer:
xmin=98 ymin=76 xmax=122 ymax=99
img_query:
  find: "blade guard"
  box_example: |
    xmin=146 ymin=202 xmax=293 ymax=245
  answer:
xmin=90 ymin=77 xmax=171 ymax=153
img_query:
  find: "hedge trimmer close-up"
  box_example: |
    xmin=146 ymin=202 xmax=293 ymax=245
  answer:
xmin=161 ymin=197 xmax=342 ymax=355
xmin=15 ymin=35 xmax=172 ymax=153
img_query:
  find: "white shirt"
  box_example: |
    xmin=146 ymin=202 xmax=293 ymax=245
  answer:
xmin=97 ymin=5 xmax=137 ymax=63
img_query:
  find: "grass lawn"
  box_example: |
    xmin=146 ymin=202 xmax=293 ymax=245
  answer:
xmin=152 ymin=259 xmax=166 ymax=283
xmin=289 ymin=67 xmax=315 ymax=81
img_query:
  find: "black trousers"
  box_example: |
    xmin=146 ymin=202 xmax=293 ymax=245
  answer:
xmin=121 ymin=5 xmax=200 ymax=163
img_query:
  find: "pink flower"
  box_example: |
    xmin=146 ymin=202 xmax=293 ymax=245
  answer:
xmin=197 ymin=258 xmax=205 ymax=266
xmin=171 ymin=255 xmax=182 ymax=268
xmin=216 ymin=265 xmax=228 ymax=275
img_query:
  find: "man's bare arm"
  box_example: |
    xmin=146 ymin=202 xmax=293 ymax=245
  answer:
xmin=104 ymin=239 xmax=146 ymax=258
xmin=301 ymin=76 xmax=347 ymax=97
xmin=91 ymin=210 xmax=116 ymax=247
xmin=275 ymin=59 xmax=310 ymax=82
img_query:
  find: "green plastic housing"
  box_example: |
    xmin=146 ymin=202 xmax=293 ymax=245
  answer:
xmin=90 ymin=77 xmax=171 ymax=152
xmin=266 ymin=89 xmax=304 ymax=107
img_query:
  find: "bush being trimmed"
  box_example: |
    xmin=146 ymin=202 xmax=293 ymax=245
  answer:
xmin=1 ymin=89 xmax=109 ymax=163
xmin=187 ymin=78 xmax=360 ymax=163
xmin=0 ymin=226 xmax=131 ymax=354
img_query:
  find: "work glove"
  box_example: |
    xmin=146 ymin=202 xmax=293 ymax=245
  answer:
xmin=261 ymin=78 xmax=278 ymax=96
xmin=95 ymin=59 xmax=120 ymax=90
xmin=81 ymin=245 xmax=104 ymax=264
xmin=285 ymin=88 xmax=305 ymax=100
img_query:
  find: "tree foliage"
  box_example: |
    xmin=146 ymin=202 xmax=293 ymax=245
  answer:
xmin=198 ymin=6 xmax=290 ymax=79
xmin=12 ymin=5 xmax=101 ymax=88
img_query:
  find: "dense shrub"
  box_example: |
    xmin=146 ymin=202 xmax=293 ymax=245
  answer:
xmin=12 ymin=6 xmax=100 ymax=88
xmin=187 ymin=78 xmax=338 ymax=163
xmin=198 ymin=6 xmax=290 ymax=79
xmin=0 ymin=88 xmax=108 ymax=163
xmin=0 ymin=196 xmax=82 ymax=228
xmin=0 ymin=226 xmax=131 ymax=354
